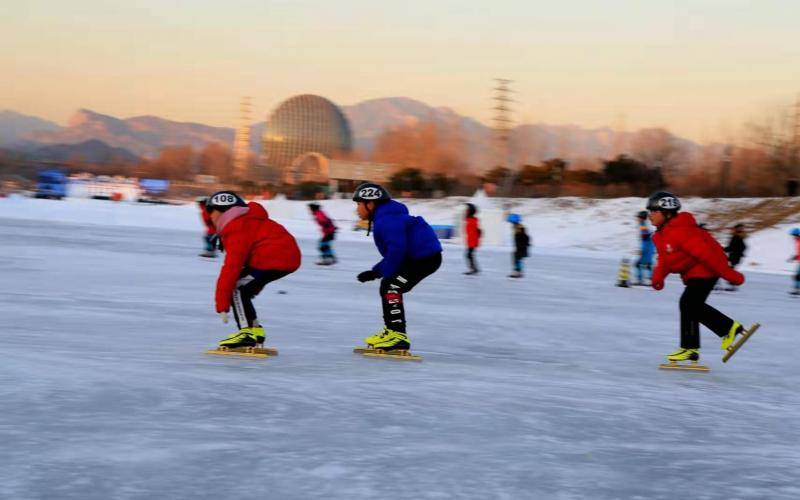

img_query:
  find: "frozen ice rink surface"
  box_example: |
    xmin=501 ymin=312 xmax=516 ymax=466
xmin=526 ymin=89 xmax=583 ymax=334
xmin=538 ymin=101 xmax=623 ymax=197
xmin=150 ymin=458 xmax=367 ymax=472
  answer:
xmin=1 ymin=215 xmax=798 ymax=500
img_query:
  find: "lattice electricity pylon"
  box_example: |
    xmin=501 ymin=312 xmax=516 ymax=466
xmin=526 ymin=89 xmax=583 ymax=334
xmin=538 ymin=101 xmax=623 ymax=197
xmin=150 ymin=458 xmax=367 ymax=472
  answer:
xmin=232 ymin=96 xmax=252 ymax=181
xmin=793 ymin=94 xmax=800 ymax=178
xmin=492 ymin=78 xmax=514 ymax=169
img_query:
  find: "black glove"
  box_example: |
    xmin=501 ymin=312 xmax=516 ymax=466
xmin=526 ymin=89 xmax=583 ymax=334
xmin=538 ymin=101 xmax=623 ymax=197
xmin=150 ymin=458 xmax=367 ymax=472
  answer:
xmin=357 ymin=270 xmax=380 ymax=283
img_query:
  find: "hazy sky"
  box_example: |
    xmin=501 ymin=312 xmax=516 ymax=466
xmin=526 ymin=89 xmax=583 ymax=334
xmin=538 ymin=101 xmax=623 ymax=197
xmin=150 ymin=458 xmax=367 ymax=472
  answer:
xmin=2 ymin=0 xmax=799 ymax=142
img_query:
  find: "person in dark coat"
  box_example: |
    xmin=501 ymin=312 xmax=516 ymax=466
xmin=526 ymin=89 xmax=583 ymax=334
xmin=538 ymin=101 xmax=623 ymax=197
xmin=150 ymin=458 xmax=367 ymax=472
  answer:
xmin=722 ymin=223 xmax=747 ymax=291
xmin=507 ymin=213 xmax=530 ymax=278
xmin=724 ymin=223 xmax=747 ymax=269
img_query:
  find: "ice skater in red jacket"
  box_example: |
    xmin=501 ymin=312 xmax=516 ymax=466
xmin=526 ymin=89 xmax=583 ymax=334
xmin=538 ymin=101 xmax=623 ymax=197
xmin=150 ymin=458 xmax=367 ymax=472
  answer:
xmin=205 ymin=191 xmax=301 ymax=348
xmin=197 ymin=197 xmax=218 ymax=258
xmin=647 ymin=191 xmax=747 ymax=363
xmin=463 ymin=203 xmax=481 ymax=275
xmin=308 ymin=203 xmax=337 ymax=265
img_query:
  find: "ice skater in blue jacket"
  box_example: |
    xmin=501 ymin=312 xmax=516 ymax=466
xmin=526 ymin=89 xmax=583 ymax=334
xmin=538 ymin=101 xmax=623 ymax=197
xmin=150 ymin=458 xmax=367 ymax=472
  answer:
xmin=635 ymin=210 xmax=655 ymax=285
xmin=352 ymin=182 xmax=442 ymax=351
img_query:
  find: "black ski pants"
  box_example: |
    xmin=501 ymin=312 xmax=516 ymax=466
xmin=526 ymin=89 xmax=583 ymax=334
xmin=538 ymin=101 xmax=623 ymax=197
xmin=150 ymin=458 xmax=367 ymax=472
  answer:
xmin=232 ymin=268 xmax=290 ymax=329
xmin=679 ymin=278 xmax=735 ymax=349
xmin=465 ymin=247 xmax=478 ymax=272
xmin=379 ymin=253 xmax=442 ymax=333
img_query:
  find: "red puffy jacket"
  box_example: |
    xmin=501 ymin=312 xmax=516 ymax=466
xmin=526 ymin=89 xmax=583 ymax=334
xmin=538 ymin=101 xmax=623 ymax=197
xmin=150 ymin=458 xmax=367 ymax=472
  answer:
xmin=465 ymin=216 xmax=481 ymax=249
xmin=200 ymin=205 xmax=215 ymax=235
xmin=652 ymin=212 xmax=744 ymax=287
xmin=215 ymin=202 xmax=301 ymax=312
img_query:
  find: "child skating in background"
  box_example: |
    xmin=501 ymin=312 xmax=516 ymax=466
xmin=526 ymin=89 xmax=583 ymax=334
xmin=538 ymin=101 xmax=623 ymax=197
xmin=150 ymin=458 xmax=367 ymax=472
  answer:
xmin=352 ymin=183 xmax=442 ymax=352
xmin=308 ymin=203 xmax=337 ymax=265
xmin=507 ymin=214 xmax=530 ymax=278
xmin=722 ymin=223 xmax=747 ymax=291
xmin=463 ymin=203 xmax=481 ymax=275
xmin=647 ymin=192 xmax=746 ymax=363
xmin=634 ymin=211 xmax=655 ymax=285
xmin=197 ymin=196 xmax=218 ymax=258
xmin=790 ymin=228 xmax=800 ymax=295
xmin=205 ymin=191 xmax=301 ymax=348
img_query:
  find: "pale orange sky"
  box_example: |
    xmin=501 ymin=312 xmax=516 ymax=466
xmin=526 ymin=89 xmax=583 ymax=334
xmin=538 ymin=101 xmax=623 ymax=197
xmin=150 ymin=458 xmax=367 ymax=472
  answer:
xmin=2 ymin=0 xmax=799 ymax=142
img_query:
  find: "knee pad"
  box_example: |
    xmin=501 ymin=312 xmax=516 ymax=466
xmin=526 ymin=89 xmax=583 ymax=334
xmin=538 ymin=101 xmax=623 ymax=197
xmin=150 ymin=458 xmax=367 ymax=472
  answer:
xmin=383 ymin=291 xmax=402 ymax=305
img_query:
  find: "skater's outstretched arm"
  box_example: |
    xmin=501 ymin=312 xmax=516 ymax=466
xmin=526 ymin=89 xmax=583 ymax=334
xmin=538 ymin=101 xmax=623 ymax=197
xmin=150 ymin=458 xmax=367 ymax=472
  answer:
xmin=651 ymin=264 xmax=666 ymax=290
xmin=215 ymin=231 xmax=252 ymax=313
xmin=678 ymin=231 xmax=744 ymax=285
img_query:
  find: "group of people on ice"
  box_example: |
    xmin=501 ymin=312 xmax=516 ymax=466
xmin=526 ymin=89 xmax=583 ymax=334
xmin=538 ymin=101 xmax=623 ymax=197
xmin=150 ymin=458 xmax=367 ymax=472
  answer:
xmin=461 ymin=203 xmax=530 ymax=278
xmin=198 ymin=184 xmax=443 ymax=353
xmin=196 ymin=183 xmax=793 ymax=365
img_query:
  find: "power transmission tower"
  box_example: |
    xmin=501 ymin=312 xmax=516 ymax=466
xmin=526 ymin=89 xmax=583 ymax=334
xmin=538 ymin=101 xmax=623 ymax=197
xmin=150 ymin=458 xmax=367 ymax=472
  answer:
xmin=792 ymin=94 xmax=800 ymax=178
xmin=492 ymin=79 xmax=514 ymax=195
xmin=232 ymin=96 xmax=252 ymax=181
xmin=492 ymin=79 xmax=514 ymax=168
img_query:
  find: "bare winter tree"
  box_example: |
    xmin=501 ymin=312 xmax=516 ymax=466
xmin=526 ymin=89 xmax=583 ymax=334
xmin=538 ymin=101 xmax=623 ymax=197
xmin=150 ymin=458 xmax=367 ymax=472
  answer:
xmin=197 ymin=142 xmax=233 ymax=182
xmin=743 ymin=103 xmax=798 ymax=192
xmin=630 ymin=128 xmax=692 ymax=178
xmin=372 ymin=120 xmax=469 ymax=176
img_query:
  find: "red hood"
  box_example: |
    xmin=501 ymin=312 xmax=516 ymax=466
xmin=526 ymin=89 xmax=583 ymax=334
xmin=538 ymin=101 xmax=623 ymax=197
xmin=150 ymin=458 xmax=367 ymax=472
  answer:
xmin=661 ymin=212 xmax=698 ymax=231
xmin=245 ymin=201 xmax=268 ymax=220
xmin=656 ymin=212 xmax=698 ymax=234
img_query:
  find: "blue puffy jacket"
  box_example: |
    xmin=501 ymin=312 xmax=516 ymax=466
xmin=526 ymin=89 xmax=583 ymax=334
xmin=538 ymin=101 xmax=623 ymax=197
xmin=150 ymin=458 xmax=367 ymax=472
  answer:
xmin=370 ymin=200 xmax=443 ymax=278
xmin=639 ymin=224 xmax=655 ymax=261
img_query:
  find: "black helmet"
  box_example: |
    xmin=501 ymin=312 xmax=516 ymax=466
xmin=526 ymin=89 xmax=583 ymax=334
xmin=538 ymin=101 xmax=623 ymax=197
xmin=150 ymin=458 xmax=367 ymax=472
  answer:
xmin=466 ymin=203 xmax=477 ymax=217
xmin=205 ymin=191 xmax=246 ymax=212
xmin=308 ymin=202 xmax=320 ymax=211
xmin=637 ymin=210 xmax=648 ymax=219
xmin=646 ymin=191 xmax=681 ymax=212
xmin=352 ymin=182 xmax=391 ymax=203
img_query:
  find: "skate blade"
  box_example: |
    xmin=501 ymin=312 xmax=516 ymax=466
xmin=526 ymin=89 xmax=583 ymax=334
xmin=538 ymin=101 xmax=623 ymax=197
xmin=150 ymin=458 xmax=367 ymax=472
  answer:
xmin=353 ymin=347 xmax=422 ymax=361
xmin=206 ymin=346 xmax=278 ymax=358
xmin=722 ymin=323 xmax=760 ymax=363
xmin=659 ymin=361 xmax=710 ymax=372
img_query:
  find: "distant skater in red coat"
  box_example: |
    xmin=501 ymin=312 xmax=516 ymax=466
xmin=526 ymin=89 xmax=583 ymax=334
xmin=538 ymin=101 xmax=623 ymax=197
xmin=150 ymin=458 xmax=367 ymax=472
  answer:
xmin=308 ymin=203 xmax=338 ymax=265
xmin=205 ymin=191 xmax=301 ymax=348
xmin=463 ymin=203 xmax=481 ymax=275
xmin=197 ymin=196 xmax=218 ymax=258
xmin=648 ymin=192 xmax=746 ymax=364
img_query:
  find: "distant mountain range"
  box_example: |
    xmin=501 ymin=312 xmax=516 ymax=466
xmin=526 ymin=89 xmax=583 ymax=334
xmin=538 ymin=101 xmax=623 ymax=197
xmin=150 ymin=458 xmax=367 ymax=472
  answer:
xmin=24 ymin=109 xmax=235 ymax=158
xmin=1 ymin=98 xmax=699 ymax=168
xmin=0 ymin=110 xmax=61 ymax=146
xmin=30 ymin=139 xmax=139 ymax=164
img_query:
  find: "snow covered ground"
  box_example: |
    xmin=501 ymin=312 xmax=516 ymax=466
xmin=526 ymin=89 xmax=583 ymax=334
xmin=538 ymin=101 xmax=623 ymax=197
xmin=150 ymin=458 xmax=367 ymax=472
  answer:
xmin=1 ymin=194 xmax=798 ymax=275
xmin=1 ymin=201 xmax=799 ymax=499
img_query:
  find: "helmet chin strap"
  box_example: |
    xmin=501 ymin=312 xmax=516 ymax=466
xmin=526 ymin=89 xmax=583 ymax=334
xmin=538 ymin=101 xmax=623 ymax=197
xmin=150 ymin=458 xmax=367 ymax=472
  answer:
xmin=366 ymin=203 xmax=375 ymax=236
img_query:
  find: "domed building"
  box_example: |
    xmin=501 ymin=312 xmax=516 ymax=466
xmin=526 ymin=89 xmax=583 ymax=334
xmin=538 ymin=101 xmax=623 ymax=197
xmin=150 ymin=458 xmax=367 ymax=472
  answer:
xmin=262 ymin=94 xmax=353 ymax=183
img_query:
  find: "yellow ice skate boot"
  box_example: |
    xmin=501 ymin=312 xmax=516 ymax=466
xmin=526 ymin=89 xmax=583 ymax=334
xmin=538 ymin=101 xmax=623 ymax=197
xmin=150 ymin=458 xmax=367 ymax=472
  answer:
xmin=251 ymin=326 xmax=265 ymax=345
xmin=666 ymin=348 xmax=699 ymax=362
xmin=371 ymin=329 xmax=410 ymax=351
xmin=364 ymin=327 xmax=389 ymax=347
xmin=721 ymin=321 xmax=743 ymax=351
xmin=218 ymin=328 xmax=257 ymax=348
